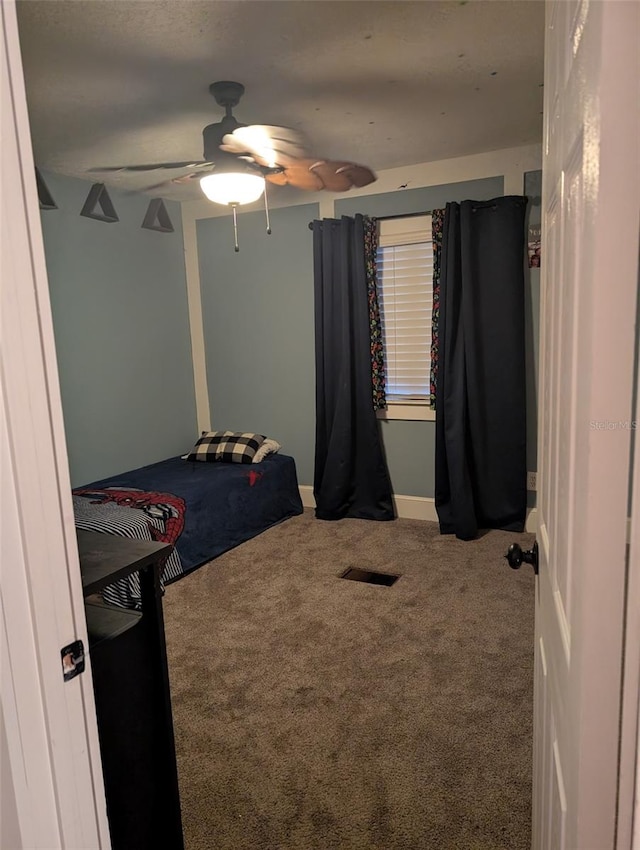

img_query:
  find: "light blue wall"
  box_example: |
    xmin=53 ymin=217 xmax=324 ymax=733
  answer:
xmin=336 ymin=177 xmax=504 ymax=497
xmin=40 ymin=172 xmax=197 ymax=487
xmin=198 ymin=203 xmax=318 ymax=484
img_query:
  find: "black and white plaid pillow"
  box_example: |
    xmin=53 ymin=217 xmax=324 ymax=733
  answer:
xmin=186 ymin=431 xmax=266 ymax=464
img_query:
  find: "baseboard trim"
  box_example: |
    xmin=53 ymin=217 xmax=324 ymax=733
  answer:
xmin=298 ymin=485 xmax=316 ymax=509
xmin=525 ymin=508 xmax=538 ymax=533
xmin=298 ymin=486 xmax=538 ymax=532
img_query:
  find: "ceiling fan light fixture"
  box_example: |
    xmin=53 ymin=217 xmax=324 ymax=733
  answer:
xmin=199 ymin=172 xmax=265 ymax=206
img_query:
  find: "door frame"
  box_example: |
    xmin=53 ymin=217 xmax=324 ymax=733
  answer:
xmin=1 ymin=1 xmax=110 ymax=846
xmin=620 ymin=353 xmax=640 ymax=849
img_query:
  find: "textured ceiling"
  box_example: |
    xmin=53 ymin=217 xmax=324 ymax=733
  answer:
xmin=16 ymin=0 xmax=544 ymax=202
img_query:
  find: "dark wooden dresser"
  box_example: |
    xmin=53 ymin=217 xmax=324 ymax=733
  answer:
xmin=77 ymin=530 xmax=184 ymax=850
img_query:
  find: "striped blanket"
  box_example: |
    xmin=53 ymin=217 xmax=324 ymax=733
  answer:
xmin=73 ymin=495 xmax=184 ymax=608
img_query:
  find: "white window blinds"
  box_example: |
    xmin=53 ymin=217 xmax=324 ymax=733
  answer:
xmin=377 ymin=215 xmax=433 ymax=401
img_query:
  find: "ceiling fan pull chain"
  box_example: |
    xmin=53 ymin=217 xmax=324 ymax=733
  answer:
xmin=231 ymin=203 xmax=240 ymax=252
xmin=264 ymin=182 xmax=272 ymax=236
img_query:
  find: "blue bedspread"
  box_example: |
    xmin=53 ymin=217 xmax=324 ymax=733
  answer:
xmin=74 ymin=453 xmax=303 ymax=580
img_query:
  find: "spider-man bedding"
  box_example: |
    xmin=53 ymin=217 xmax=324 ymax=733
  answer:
xmin=73 ymin=453 xmax=303 ymax=608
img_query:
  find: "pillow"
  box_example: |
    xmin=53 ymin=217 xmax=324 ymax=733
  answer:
xmin=186 ymin=431 xmax=265 ymax=464
xmin=252 ymin=438 xmax=282 ymax=463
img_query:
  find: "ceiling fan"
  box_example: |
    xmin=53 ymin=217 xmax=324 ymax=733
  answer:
xmin=93 ymin=81 xmax=377 ymax=200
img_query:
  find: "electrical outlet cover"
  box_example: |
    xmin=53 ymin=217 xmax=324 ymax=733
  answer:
xmin=527 ymin=471 xmax=537 ymax=491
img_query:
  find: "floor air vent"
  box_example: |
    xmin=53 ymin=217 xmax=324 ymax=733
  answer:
xmin=340 ymin=568 xmax=400 ymax=586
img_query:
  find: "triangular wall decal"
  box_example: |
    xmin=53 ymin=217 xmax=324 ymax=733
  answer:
xmin=80 ymin=183 xmax=119 ymax=223
xmin=141 ymin=198 xmax=174 ymax=233
xmin=36 ymin=168 xmax=57 ymax=210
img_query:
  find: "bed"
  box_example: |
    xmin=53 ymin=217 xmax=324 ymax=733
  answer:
xmin=73 ymin=452 xmax=303 ymax=607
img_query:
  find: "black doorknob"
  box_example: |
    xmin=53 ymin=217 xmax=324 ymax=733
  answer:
xmin=505 ymin=541 xmax=539 ymax=575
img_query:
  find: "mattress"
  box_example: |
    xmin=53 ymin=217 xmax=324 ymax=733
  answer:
xmin=73 ymin=453 xmax=303 ymax=605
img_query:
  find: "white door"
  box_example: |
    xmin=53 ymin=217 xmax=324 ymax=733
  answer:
xmin=1 ymin=1 xmax=110 ymax=846
xmin=533 ymin=1 xmax=639 ymax=848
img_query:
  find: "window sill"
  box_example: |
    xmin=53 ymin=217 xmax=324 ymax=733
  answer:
xmin=377 ymin=403 xmax=436 ymax=422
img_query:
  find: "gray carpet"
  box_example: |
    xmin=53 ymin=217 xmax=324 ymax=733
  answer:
xmin=163 ymin=511 xmax=535 ymax=850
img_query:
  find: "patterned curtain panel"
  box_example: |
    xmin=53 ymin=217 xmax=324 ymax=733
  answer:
xmin=430 ymin=209 xmax=445 ymax=407
xmin=364 ymin=216 xmax=386 ymax=410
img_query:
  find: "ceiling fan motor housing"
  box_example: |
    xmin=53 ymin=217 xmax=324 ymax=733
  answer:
xmin=209 ymin=81 xmax=245 ymax=108
xmin=202 ymin=115 xmax=245 ymax=162
xmin=203 ymin=82 xmax=248 ymax=161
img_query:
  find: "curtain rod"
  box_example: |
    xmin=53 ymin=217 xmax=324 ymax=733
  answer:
xmin=307 ymin=210 xmax=432 ymax=229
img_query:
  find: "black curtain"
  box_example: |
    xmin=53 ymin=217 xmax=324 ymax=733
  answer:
xmin=312 ymin=215 xmax=394 ymax=521
xmin=435 ymin=196 xmax=527 ymax=540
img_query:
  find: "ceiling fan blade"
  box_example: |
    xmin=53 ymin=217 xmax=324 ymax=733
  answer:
xmin=226 ymin=124 xmax=308 ymax=151
xmin=248 ymin=125 xmax=307 ymax=145
xmin=266 ymin=161 xmax=324 ymax=191
xmin=171 ymin=171 xmax=215 ymax=184
xmin=89 ymin=161 xmax=215 ymax=173
xmin=221 ymin=125 xmax=309 ymax=168
xmin=336 ymin=163 xmax=377 ymax=189
xmin=308 ymin=161 xmax=353 ymax=192
xmin=309 ymin=160 xmax=377 ymax=191
xmin=266 ymin=158 xmax=377 ymax=193
xmin=264 ymin=171 xmax=289 ymax=186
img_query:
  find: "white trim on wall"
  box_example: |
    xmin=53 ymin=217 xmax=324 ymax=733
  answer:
xmin=377 ymin=403 xmax=436 ymax=422
xmin=181 ymin=206 xmax=211 ymax=433
xmin=298 ymin=486 xmax=538 ymax=533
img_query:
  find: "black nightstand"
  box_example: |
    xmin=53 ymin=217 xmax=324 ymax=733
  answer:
xmin=77 ymin=530 xmax=184 ymax=850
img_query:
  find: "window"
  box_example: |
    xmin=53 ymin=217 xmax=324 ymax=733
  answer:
xmin=376 ymin=215 xmax=434 ymax=421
